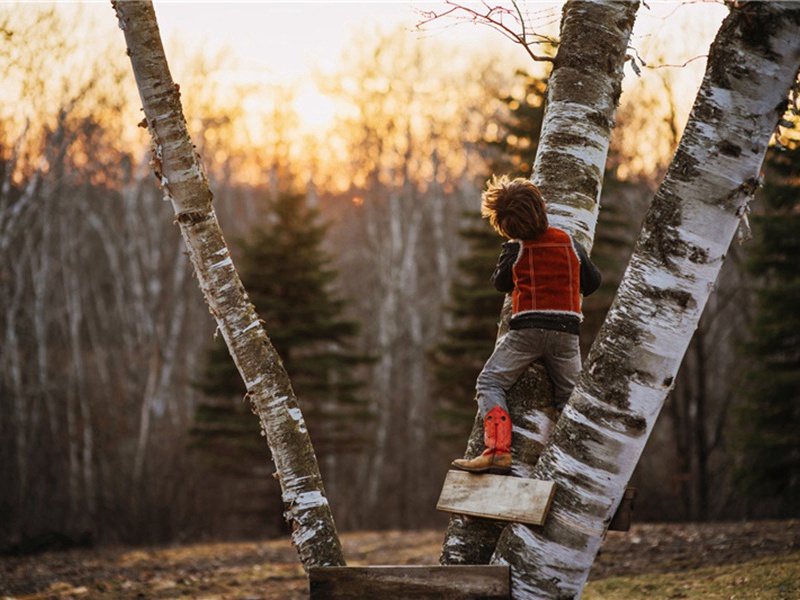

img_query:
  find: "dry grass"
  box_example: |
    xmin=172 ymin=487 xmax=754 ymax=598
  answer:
xmin=584 ymin=552 xmax=800 ymax=600
xmin=2 ymin=522 xmax=797 ymax=599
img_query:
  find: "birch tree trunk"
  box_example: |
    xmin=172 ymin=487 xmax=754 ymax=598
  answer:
xmin=441 ymin=0 xmax=639 ymax=565
xmin=492 ymin=4 xmax=800 ymax=597
xmin=111 ymin=1 xmax=344 ymax=568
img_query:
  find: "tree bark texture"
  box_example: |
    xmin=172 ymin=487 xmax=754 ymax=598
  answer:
xmin=492 ymin=4 xmax=800 ymax=598
xmin=441 ymin=0 xmax=639 ymax=566
xmin=111 ymin=1 xmax=345 ymax=568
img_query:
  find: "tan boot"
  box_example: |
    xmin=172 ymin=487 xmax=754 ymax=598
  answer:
xmin=452 ymin=406 xmax=512 ymax=475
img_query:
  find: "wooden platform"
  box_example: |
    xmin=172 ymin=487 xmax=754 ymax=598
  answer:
xmin=436 ymin=470 xmax=556 ymax=525
xmin=609 ymin=487 xmax=637 ymax=531
xmin=309 ymin=565 xmax=510 ymax=599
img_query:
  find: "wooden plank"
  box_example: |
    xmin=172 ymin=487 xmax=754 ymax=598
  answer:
xmin=609 ymin=487 xmax=637 ymax=532
xmin=309 ymin=565 xmax=510 ymax=600
xmin=436 ymin=470 xmax=555 ymax=525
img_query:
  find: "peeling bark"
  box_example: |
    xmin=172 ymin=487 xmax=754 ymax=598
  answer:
xmin=111 ymin=1 xmax=344 ymax=568
xmin=441 ymin=0 xmax=639 ymax=566
xmin=492 ymin=4 xmax=800 ymax=597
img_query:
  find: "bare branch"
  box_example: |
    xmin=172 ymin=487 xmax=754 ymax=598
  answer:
xmin=628 ymin=43 xmax=709 ymax=71
xmin=648 ymin=54 xmax=709 ymax=69
xmin=415 ymin=1 xmax=556 ymax=64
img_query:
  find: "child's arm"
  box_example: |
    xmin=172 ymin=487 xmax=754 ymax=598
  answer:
xmin=491 ymin=241 xmax=520 ymax=293
xmin=573 ymin=241 xmax=602 ymax=296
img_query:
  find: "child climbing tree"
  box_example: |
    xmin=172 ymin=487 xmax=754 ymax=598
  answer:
xmin=442 ymin=3 xmax=800 ymax=598
xmin=441 ymin=0 xmax=641 ymax=567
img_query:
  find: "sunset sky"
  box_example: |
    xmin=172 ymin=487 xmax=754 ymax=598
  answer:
xmin=1 ymin=0 xmax=730 ymax=181
xmin=148 ymin=1 xmax=727 ymax=132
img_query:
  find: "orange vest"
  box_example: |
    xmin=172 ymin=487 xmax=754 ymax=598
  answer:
xmin=512 ymin=227 xmax=581 ymax=318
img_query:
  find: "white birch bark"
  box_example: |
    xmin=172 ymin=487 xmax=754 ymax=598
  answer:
xmin=111 ymin=0 xmax=344 ymax=568
xmin=492 ymin=4 xmax=800 ymax=597
xmin=441 ymin=0 xmax=639 ymax=565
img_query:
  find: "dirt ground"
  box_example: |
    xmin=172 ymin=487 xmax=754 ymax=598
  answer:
xmin=1 ymin=520 xmax=798 ymax=599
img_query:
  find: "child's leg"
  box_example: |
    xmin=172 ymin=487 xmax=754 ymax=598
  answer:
xmin=476 ymin=329 xmax=547 ymax=417
xmin=453 ymin=329 xmax=547 ymax=475
xmin=543 ymin=331 xmax=581 ymax=410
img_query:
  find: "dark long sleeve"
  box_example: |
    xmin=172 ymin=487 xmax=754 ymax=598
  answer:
xmin=573 ymin=240 xmax=601 ymax=296
xmin=491 ymin=241 xmax=519 ymax=293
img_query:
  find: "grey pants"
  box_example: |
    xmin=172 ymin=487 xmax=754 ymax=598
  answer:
xmin=476 ymin=328 xmax=581 ymax=417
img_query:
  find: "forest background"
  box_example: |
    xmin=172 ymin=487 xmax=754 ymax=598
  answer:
xmin=1 ymin=0 xmax=797 ymax=551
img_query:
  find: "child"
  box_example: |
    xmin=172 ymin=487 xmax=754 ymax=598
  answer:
xmin=451 ymin=175 xmax=601 ymax=475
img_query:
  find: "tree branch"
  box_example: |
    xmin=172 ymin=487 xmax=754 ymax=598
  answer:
xmin=415 ymin=1 xmax=556 ymax=64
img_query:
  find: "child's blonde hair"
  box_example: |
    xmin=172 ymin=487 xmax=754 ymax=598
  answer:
xmin=481 ymin=175 xmax=548 ymax=239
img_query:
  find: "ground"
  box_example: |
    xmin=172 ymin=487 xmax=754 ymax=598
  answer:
xmin=1 ymin=520 xmax=798 ymax=599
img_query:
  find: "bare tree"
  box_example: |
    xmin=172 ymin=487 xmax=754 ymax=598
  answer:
xmin=110 ymin=1 xmax=344 ymax=568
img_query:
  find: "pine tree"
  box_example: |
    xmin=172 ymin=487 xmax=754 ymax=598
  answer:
xmin=486 ymin=70 xmax=547 ymax=179
xmin=431 ymin=213 xmax=505 ymax=440
xmin=735 ymin=143 xmax=800 ymax=513
xmin=193 ymin=190 xmax=370 ymax=476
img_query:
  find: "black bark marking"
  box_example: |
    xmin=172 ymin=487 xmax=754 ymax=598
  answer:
xmin=773 ymin=98 xmax=790 ymax=121
xmin=670 ymin=148 xmax=701 ymax=182
xmin=175 ymin=210 xmax=211 ymax=226
xmin=716 ymin=176 xmax=761 ymax=211
xmin=548 ymin=131 xmax=595 ymax=150
xmin=573 ymin=399 xmax=647 ymax=437
xmin=643 ymin=285 xmax=696 ymax=311
xmin=537 ymin=152 xmax=602 ymax=203
xmin=586 ymin=110 xmax=610 ymax=130
xmin=719 ymin=140 xmax=742 ymax=158
xmin=583 ymin=316 xmax=644 ymax=412
xmin=688 ymin=244 xmax=710 ymax=264
xmin=693 ymin=97 xmax=720 ymax=125
xmin=546 ymin=503 xmax=593 ymax=552
xmin=549 ymin=418 xmax=620 ymax=474
xmin=640 ymin=191 xmax=684 ymax=271
xmin=495 ymin=526 xmax=582 ymax=598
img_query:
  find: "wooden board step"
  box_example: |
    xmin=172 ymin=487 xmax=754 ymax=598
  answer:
xmin=609 ymin=486 xmax=637 ymax=532
xmin=309 ymin=565 xmax=510 ymax=599
xmin=436 ymin=470 xmax=556 ymax=525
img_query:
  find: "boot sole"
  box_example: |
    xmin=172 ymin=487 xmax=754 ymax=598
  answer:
xmin=451 ymin=462 xmax=511 ymax=476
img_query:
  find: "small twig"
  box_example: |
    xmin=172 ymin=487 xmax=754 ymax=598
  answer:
xmin=415 ymin=1 xmax=556 ymax=64
xmin=627 ymin=42 xmax=710 ymax=71
xmin=512 ymin=0 xmax=527 ymax=47
xmin=646 ymin=54 xmax=709 ymax=69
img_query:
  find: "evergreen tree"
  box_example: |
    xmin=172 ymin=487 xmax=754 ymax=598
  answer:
xmin=486 ymin=70 xmax=547 ymax=179
xmin=193 ymin=190 xmax=370 ymax=480
xmin=734 ymin=143 xmax=800 ymax=513
xmin=431 ymin=213 xmax=506 ymax=440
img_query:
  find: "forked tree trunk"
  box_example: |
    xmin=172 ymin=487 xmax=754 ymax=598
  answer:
xmin=441 ymin=0 xmax=639 ymax=565
xmin=493 ymin=4 xmax=800 ymax=597
xmin=111 ymin=1 xmax=345 ymax=568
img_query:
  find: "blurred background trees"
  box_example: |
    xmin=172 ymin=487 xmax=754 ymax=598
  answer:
xmin=734 ymin=141 xmax=800 ymax=517
xmin=0 ymin=2 xmax=797 ymax=552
